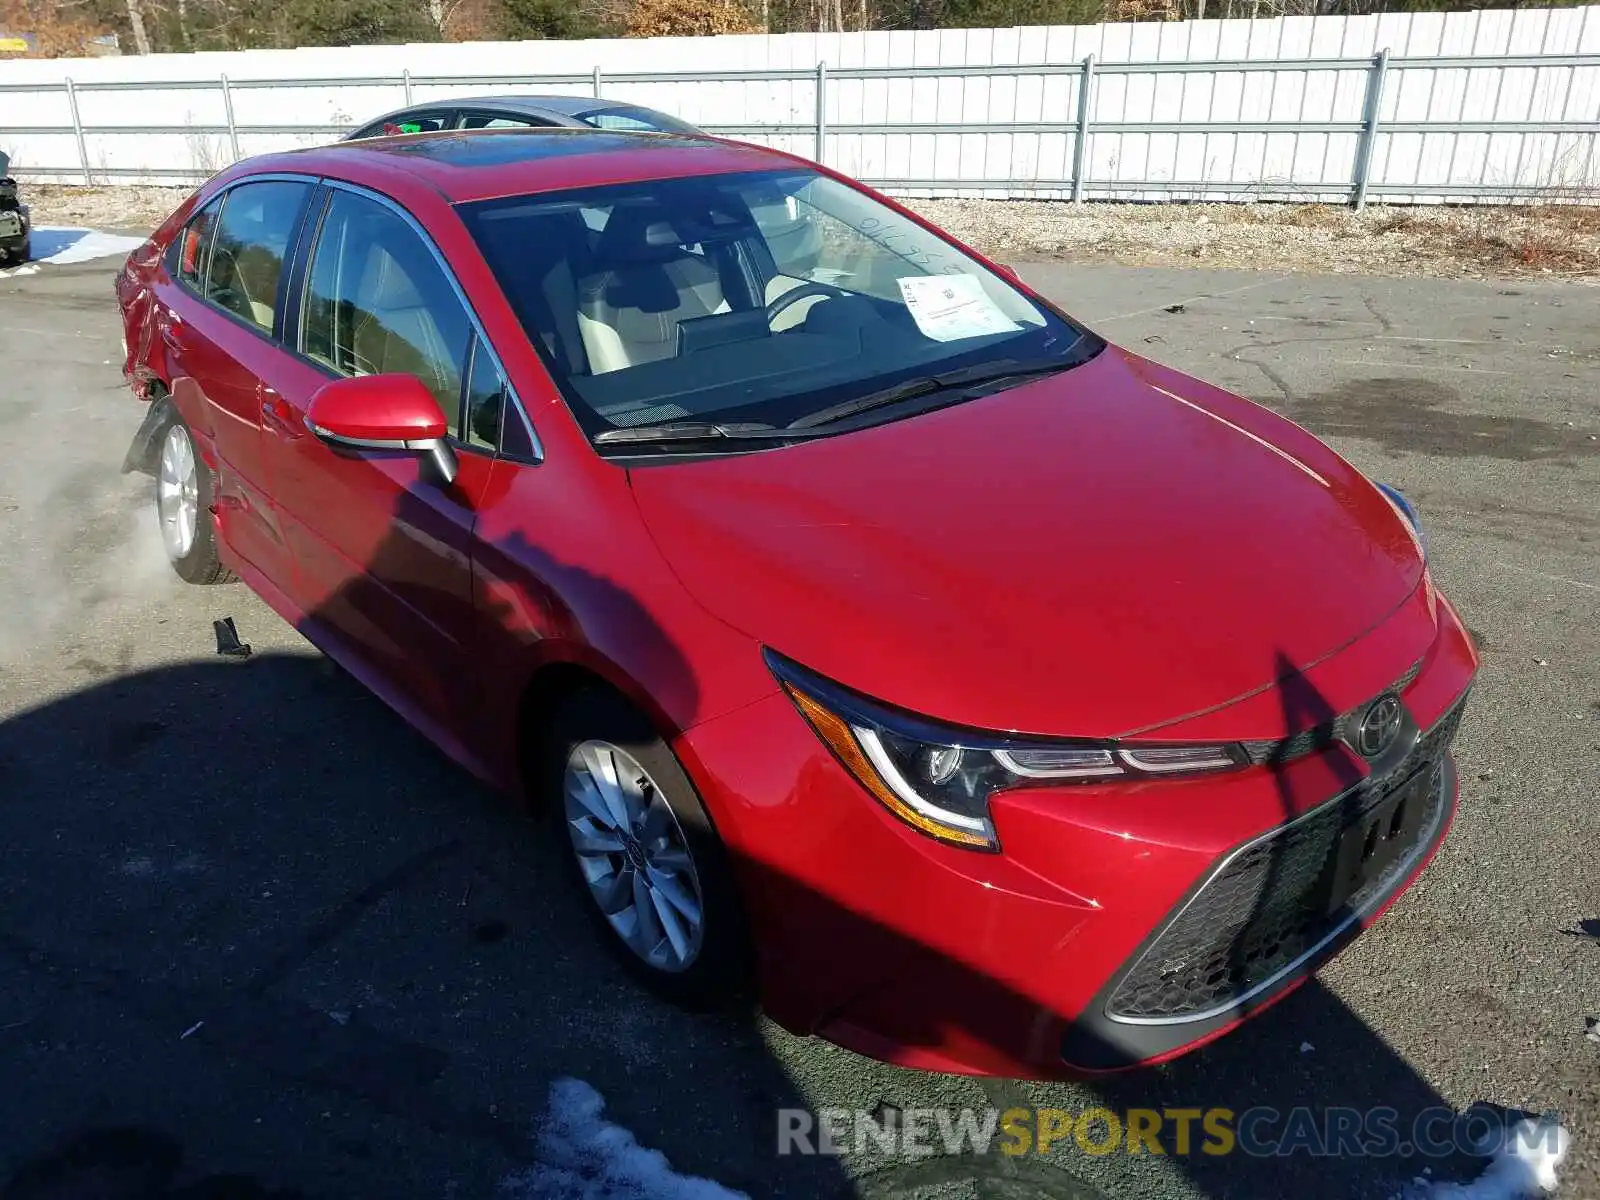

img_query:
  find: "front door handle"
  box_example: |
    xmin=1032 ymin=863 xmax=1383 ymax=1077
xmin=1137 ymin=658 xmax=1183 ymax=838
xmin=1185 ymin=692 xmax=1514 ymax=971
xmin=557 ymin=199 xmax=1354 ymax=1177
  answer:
xmin=260 ymin=389 xmax=303 ymax=440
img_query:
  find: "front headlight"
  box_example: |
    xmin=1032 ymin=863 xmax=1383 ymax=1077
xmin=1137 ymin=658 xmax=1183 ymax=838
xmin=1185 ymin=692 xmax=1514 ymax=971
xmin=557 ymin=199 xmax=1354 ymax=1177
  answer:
xmin=767 ymin=652 xmax=1245 ymax=851
xmin=1376 ymin=482 xmax=1427 ymax=561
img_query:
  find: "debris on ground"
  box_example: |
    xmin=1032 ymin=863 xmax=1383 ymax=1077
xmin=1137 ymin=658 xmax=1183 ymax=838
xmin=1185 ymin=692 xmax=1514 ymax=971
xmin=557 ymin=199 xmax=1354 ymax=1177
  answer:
xmin=213 ymin=616 xmax=252 ymax=659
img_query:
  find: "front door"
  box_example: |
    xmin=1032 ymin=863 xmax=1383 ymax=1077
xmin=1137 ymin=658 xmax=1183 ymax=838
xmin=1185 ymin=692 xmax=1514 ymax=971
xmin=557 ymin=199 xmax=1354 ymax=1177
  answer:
xmin=265 ymin=187 xmax=493 ymax=734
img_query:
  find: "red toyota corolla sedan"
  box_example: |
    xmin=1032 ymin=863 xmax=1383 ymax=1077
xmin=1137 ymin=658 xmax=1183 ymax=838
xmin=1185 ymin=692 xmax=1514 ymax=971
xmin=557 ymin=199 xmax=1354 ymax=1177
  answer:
xmin=116 ymin=129 xmax=1477 ymax=1078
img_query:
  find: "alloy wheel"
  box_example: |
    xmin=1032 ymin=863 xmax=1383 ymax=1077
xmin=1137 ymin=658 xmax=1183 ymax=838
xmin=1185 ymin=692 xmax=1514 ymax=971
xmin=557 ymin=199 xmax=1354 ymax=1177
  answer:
xmin=156 ymin=423 xmax=200 ymax=562
xmin=563 ymin=739 xmax=706 ymax=973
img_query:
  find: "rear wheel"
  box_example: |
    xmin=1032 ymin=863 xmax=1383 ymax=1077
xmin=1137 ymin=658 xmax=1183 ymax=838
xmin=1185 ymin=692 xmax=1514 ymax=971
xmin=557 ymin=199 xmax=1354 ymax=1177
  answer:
xmin=543 ymin=689 xmax=750 ymax=1008
xmin=155 ymin=418 xmax=234 ymax=585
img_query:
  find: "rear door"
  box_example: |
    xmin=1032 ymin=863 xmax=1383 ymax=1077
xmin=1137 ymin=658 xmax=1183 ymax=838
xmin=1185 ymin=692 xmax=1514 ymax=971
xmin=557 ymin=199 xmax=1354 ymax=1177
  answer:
xmin=161 ymin=177 xmax=313 ymax=584
xmin=263 ymin=184 xmax=514 ymax=735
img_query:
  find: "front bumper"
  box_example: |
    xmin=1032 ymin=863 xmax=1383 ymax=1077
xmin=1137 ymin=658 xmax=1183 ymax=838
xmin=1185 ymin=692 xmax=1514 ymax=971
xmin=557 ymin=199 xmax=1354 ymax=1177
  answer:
xmin=676 ymin=588 xmax=1477 ymax=1080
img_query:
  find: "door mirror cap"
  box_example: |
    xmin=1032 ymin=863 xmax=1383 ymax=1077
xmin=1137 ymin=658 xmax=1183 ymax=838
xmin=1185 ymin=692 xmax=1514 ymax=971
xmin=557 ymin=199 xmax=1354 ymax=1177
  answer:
xmin=306 ymin=373 xmax=458 ymax=485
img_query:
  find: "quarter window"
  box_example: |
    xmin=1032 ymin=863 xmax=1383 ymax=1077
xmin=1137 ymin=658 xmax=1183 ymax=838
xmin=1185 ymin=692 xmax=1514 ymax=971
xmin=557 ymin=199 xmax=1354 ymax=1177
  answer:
xmin=462 ymin=339 xmax=508 ymax=451
xmin=582 ymin=110 xmax=661 ymax=132
xmin=174 ymin=196 xmax=223 ymax=290
xmin=300 ymin=190 xmax=471 ymax=420
xmin=203 ymin=180 xmax=310 ymax=332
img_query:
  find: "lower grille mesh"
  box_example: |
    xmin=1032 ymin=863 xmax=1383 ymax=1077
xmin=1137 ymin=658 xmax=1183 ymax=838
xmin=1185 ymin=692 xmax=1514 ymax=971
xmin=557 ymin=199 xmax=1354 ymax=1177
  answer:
xmin=1105 ymin=696 xmax=1466 ymax=1023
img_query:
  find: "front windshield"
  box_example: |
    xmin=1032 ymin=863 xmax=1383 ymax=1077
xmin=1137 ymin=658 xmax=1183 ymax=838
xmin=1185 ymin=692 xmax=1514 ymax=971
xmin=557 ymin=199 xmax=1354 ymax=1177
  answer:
xmin=459 ymin=168 xmax=1098 ymax=446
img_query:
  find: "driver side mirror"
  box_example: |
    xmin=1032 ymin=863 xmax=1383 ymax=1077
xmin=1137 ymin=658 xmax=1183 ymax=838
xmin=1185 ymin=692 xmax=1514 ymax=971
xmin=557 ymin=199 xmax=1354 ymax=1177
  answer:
xmin=305 ymin=374 xmax=459 ymax=486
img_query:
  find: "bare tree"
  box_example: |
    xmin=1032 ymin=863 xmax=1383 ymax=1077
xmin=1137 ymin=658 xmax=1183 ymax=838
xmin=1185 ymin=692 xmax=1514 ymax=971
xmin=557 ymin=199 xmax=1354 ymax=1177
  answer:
xmin=125 ymin=0 xmax=152 ymax=52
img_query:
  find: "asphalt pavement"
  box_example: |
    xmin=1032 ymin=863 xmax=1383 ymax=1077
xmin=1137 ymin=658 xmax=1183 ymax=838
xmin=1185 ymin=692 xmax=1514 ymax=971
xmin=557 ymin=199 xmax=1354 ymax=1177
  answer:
xmin=0 ymin=252 xmax=1595 ymax=1200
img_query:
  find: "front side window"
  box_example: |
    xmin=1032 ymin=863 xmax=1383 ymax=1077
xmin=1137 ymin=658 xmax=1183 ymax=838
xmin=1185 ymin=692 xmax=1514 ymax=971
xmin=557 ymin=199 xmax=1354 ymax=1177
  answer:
xmin=204 ymin=180 xmax=310 ymax=332
xmin=300 ymin=190 xmax=471 ymax=419
xmin=460 ymin=169 xmax=1097 ymax=450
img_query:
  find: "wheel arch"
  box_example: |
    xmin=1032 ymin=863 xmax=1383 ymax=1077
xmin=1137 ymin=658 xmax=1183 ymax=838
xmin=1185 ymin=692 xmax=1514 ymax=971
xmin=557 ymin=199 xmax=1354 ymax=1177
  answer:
xmin=121 ymin=385 xmax=177 ymax=477
xmin=514 ymin=656 xmax=677 ymax=813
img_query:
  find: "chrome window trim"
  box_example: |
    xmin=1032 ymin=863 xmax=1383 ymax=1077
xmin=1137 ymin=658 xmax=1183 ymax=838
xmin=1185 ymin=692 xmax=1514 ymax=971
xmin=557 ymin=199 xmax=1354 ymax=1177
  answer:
xmin=315 ymin=176 xmax=543 ymax=463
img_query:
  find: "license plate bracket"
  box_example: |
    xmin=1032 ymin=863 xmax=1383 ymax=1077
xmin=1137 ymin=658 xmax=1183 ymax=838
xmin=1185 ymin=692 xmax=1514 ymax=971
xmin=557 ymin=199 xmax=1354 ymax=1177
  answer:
xmin=1318 ymin=768 xmax=1434 ymax=916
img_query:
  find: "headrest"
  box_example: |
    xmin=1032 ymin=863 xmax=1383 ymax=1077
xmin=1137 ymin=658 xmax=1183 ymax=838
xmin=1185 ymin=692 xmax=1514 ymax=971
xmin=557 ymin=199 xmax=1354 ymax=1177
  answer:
xmin=596 ymin=205 xmax=686 ymax=264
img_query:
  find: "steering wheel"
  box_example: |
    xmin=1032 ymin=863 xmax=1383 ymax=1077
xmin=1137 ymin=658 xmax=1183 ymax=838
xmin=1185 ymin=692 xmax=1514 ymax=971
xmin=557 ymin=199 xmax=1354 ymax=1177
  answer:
xmin=765 ymin=280 xmax=850 ymax=326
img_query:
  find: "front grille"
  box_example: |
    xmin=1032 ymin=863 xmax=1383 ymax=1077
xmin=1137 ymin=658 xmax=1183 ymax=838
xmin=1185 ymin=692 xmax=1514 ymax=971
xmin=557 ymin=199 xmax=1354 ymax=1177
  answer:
xmin=1241 ymin=658 xmax=1425 ymax=766
xmin=1105 ymin=692 xmax=1466 ymax=1024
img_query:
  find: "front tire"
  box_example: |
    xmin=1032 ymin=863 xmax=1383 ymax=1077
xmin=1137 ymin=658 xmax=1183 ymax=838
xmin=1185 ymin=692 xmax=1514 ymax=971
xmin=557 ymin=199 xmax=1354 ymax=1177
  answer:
xmin=543 ymin=688 xmax=750 ymax=1009
xmin=155 ymin=418 xmax=234 ymax=585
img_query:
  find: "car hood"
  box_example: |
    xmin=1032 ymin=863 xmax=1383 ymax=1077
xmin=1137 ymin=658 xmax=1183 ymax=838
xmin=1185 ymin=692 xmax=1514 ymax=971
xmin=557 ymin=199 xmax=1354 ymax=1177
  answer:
xmin=629 ymin=348 xmax=1426 ymax=738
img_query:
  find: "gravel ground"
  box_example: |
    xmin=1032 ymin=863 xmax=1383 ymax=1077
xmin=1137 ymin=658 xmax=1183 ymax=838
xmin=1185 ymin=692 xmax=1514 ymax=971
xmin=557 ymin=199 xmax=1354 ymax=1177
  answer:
xmin=909 ymin=197 xmax=1600 ymax=282
xmin=20 ymin=182 xmax=1600 ymax=282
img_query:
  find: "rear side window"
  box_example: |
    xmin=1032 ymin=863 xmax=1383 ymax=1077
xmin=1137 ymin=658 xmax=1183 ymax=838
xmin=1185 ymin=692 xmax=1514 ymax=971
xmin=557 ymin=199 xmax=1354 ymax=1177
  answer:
xmin=174 ymin=197 xmax=223 ymax=289
xmin=299 ymin=190 xmax=472 ymax=419
xmin=351 ymin=111 xmax=454 ymax=139
xmin=204 ymin=180 xmax=310 ymax=333
xmin=461 ymin=113 xmax=543 ymax=130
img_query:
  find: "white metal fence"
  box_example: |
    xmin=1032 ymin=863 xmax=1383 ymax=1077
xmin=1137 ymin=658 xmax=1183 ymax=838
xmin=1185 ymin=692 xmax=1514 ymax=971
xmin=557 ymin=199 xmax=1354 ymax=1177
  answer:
xmin=1 ymin=6 xmax=1597 ymax=204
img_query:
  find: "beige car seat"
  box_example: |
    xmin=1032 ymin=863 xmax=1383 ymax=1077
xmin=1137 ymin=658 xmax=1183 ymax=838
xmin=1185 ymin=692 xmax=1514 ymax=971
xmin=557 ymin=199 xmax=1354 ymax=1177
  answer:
xmin=576 ymin=208 xmax=727 ymax=374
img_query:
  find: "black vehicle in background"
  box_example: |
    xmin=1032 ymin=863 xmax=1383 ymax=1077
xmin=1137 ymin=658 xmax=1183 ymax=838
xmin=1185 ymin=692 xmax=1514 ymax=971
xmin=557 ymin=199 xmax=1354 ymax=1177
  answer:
xmin=343 ymin=94 xmax=701 ymax=141
xmin=0 ymin=151 xmax=31 ymax=267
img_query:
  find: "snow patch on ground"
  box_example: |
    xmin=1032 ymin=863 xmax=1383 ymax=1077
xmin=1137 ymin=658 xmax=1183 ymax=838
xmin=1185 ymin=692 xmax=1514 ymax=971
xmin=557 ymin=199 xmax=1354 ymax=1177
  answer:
xmin=501 ymin=1078 xmax=746 ymax=1200
xmin=0 ymin=227 xmax=146 ymax=276
xmin=32 ymin=227 xmax=147 ymax=265
xmin=1396 ymin=1118 xmax=1570 ymax=1200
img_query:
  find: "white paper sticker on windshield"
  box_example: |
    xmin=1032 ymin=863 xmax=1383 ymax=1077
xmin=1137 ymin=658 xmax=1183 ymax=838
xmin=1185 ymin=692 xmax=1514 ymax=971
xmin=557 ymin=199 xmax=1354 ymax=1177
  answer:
xmin=896 ymin=274 xmax=1019 ymax=342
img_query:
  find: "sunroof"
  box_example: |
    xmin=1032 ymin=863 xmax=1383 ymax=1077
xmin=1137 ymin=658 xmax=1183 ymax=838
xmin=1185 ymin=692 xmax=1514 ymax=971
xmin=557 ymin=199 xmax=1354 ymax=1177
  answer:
xmin=364 ymin=129 xmax=697 ymax=169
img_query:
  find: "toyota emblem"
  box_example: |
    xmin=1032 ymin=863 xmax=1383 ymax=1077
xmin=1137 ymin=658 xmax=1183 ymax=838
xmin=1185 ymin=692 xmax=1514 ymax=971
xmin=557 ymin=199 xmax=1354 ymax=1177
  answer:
xmin=1355 ymin=694 xmax=1404 ymax=757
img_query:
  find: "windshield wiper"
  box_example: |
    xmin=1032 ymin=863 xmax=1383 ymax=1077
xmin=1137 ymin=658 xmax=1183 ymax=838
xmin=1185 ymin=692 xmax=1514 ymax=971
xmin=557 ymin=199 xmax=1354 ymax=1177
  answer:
xmin=593 ymin=420 xmax=819 ymax=447
xmin=786 ymin=355 xmax=1084 ymax=431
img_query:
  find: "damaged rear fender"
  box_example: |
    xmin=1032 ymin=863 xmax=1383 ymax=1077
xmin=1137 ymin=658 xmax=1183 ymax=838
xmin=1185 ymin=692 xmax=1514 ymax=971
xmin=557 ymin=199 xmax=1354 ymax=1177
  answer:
xmin=123 ymin=391 xmax=176 ymax=477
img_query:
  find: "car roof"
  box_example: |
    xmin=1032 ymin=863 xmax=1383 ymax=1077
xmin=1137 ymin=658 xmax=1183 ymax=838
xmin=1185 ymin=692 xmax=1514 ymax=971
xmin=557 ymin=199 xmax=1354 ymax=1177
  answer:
xmin=361 ymin=94 xmax=691 ymax=129
xmin=232 ymin=128 xmax=809 ymax=206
